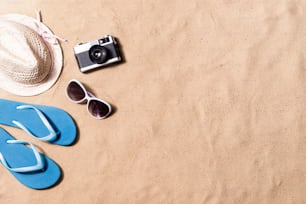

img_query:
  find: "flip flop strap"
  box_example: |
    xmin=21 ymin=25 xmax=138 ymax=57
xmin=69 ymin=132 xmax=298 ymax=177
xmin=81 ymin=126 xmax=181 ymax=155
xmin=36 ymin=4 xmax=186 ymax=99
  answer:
xmin=12 ymin=105 xmax=58 ymax=142
xmin=0 ymin=140 xmax=44 ymax=173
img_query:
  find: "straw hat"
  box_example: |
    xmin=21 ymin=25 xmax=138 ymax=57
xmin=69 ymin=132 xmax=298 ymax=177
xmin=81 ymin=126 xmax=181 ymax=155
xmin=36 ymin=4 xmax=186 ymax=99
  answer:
xmin=0 ymin=13 xmax=63 ymax=96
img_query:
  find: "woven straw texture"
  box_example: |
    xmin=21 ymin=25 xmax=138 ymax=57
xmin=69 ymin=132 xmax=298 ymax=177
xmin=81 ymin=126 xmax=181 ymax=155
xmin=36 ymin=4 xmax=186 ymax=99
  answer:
xmin=0 ymin=14 xmax=62 ymax=96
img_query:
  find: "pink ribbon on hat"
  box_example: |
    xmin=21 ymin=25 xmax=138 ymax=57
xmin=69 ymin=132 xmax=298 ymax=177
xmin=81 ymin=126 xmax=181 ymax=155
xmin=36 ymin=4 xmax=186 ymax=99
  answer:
xmin=34 ymin=11 xmax=67 ymax=44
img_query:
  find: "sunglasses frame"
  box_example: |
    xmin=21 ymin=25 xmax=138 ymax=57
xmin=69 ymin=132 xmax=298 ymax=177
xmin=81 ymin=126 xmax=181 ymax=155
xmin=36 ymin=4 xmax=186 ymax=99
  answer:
xmin=66 ymin=79 xmax=112 ymax=119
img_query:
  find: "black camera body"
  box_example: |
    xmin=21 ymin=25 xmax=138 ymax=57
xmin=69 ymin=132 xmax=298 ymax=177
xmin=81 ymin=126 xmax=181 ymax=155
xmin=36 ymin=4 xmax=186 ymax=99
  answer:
xmin=74 ymin=35 xmax=121 ymax=72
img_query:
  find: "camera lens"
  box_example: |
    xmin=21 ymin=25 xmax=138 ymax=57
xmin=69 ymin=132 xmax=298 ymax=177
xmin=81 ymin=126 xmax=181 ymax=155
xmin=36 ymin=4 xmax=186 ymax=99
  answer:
xmin=89 ymin=45 xmax=108 ymax=64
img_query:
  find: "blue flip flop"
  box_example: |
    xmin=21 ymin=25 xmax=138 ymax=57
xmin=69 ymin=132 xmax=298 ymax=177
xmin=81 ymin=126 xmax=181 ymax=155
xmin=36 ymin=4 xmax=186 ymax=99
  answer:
xmin=0 ymin=99 xmax=76 ymax=146
xmin=0 ymin=128 xmax=61 ymax=189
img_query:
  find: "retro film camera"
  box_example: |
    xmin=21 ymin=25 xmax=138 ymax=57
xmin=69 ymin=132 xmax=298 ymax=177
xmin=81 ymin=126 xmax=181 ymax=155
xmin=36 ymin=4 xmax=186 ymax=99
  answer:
xmin=74 ymin=35 xmax=122 ymax=72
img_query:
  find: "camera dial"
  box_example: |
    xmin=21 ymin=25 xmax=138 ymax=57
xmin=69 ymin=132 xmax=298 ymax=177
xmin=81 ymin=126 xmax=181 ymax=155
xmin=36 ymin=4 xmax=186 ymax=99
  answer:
xmin=89 ymin=45 xmax=108 ymax=64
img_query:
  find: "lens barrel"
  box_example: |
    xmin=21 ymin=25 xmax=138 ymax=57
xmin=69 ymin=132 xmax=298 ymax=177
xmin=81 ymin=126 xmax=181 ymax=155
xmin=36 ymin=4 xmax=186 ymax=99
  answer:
xmin=89 ymin=45 xmax=108 ymax=64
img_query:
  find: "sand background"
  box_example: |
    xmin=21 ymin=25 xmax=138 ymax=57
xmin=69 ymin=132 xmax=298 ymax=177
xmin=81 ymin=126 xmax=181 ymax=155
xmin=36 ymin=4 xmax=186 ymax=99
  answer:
xmin=0 ymin=0 xmax=306 ymax=203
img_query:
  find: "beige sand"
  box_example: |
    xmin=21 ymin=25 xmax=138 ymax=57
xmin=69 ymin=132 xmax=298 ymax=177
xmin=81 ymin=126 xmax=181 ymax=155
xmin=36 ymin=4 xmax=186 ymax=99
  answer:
xmin=0 ymin=0 xmax=306 ymax=203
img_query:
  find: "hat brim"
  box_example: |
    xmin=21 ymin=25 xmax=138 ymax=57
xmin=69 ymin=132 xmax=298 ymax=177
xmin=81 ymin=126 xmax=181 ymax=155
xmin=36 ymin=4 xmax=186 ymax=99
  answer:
xmin=0 ymin=14 xmax=63 ymax=96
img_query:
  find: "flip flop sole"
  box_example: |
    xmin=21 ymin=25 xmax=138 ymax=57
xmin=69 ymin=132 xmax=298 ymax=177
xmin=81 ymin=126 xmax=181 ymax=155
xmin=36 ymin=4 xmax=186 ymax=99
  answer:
xmin=0 ymin=99 xmax=76 ymax=146
xmin=0 ymin=128 xmax=61 ymax=189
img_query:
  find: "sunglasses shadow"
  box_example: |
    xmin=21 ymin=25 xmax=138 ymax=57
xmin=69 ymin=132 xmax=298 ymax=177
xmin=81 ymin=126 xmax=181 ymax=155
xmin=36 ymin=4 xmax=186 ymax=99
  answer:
xmin=108 ymin=103 xmax=117 ymax=118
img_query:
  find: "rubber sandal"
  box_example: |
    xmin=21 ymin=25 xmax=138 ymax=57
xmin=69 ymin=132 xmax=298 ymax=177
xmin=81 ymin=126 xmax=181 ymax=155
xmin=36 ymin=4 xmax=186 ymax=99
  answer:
xmin=0 ymin=128 xmax=61 ymax=189
xmin=0 ymin=99 xmax=77 ymax=146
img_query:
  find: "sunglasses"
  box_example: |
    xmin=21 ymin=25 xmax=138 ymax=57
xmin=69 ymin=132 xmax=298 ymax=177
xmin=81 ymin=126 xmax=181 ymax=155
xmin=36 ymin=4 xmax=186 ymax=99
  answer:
xmin=66 ymin=79 xmax=112 ymax=119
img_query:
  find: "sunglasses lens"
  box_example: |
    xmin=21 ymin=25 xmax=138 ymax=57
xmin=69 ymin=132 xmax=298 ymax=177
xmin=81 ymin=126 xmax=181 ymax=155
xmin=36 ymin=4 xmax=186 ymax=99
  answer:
xmin=67 ymin=81 xmax=86 ymax=101
xmin=88 ymin=100 xmax=110 ymax=119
